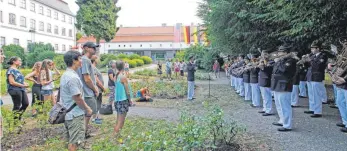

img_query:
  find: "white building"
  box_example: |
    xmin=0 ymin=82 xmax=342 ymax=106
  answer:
xmin=0 ymin=0 xmax=76 ymax=53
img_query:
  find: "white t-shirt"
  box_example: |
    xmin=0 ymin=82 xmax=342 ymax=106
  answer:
xmin=42 ymin=70 xmax=55 ymax=90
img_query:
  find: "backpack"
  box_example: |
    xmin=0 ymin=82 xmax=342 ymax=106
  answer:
xmin=48 ymin=87 xmax=76 ymax=124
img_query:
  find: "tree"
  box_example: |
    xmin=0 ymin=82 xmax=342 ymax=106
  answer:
xmin=76 ymin=32 xmax=83 ymax=41
xmin=2 ymin=45 xmax=26 ymax=68
xmin=76 ymin=0 xmax=121 ymax=50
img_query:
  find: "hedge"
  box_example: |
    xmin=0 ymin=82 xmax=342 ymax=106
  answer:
xmin=133 ymin=59 xmax=144 ymax=66
xmin=140 ymin=56 xmax=152 ymax=64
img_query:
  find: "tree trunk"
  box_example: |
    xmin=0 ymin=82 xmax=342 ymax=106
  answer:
xmin=96 ymin=37 xmax=100 ymax=56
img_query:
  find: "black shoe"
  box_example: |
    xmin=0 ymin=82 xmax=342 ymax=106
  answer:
xmin=291 ymin=105 xmax=300 ymax=108
xmin=340 ymin=127 xmax=347 ymax=133
xmin=299 ymin=96 xmax=307 ymax=98
xmin=272 ymin=122 xmax=283 ymax=126
xmin=258 ymin=111 xmax=265 ymax=114
xmin=322 ymin=102 xmax=328 ymax=104
xmin=330 ymin=105 xmax=338 ymax=109
xmin=336 ymin=123 xmax=345 ymax=128
xmin=192 ymin=97 xmax=196 ymax=100
xmin=262 ymin=113 xmax=274 ymax=116
xmin=304 ymin=111 xmax=314 ymax=114
xmin=278 ymin=128 xmax=292 ymax=132
xmin=250 ymin=104 xmax=256 ymax=108
xmin=311 ymin=114 xmax=322 ymax=118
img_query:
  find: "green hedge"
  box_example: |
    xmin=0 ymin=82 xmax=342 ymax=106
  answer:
xmin=133 ymin=59 xmax=144 ymax=66
xmin=140 ymin=56 xmax=152 ymax=64
xmin=129 ymin=54 xmax=141 ymax=60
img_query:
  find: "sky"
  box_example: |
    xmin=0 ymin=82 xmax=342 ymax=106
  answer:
xmin=65 ymin=0 xmax=202 ymax=27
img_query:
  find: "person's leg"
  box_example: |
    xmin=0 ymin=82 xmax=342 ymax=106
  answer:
xmin=299 ymin=81 xmax=307 ymax=97
xmin=291 ymin=85 xmax=299 ymax=106
xmin=320 ymin=82 xmax=328 ymax=103
xmin=66 ymin=116 xmax=85 ymax=151
xmin=244 ymin=83 xmax=251 ymax=101
xmin=264 ymin=87 xmax=273 ymax=114
xmin=278 ymin=92 xmax=292 ymax=130
xmin=187 ymin=81 xmax=193 ymax=100
xmin=274 ymin=92 xmax=284 ymax=124
xmin=307 ymin=82 xmax=314 ymax=112
xmin=31 ymin=86 xmax=39 ymax=115
xmin=9 ymin=90 xmax=22 ymax=119
xmin=19 ymin=91 xmax=29 ymax=113
xmin=312 ymin=82 xmax=322 ymax=115
xmin=239 ymin=79 xmax=245 ymax=97
xmin=192 ymin=81 xmax=195 ymax=98
xmin=84 ymin=97 xmax=97 ymax=135
xmin=109 ymin=86 xmax=115 ymax=105
xmin=336 ymin=88 xmax=347 ymax=125
xmin=96 ymin=93 xmax=102 ymax=119
xmin=114 ymin=100 xmax=129 ymax=133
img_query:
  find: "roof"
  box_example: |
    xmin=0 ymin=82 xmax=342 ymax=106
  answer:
xmin=34 ymin=0 xmax=75 ymax=16
xmin=77 ymin=26 xmax=205 ymax=43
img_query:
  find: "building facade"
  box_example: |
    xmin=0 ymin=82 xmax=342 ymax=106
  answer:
xmin=77 ymin=25 xmax=204 ymax=61
xmin=0 ymin=0 xmax=76 ymax=53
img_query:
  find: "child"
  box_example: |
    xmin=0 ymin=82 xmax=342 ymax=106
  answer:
xmin=136 ymin=87 xmax=153 ymax=102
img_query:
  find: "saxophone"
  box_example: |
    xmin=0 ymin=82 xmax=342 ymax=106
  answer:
xmin=330 ymin=39 xmax=347 ymax=83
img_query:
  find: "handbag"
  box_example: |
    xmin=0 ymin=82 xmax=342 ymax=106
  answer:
xmin=48 ymin=88 xmax=76 ymax=124
xmin=99 ymin=104 xmax=113 ymax=115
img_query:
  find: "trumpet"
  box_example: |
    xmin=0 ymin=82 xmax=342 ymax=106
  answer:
xmin=296 ymin=54 xmax=311 ymax=65
xmin=270 ymin=52 xmax=300 ymax=61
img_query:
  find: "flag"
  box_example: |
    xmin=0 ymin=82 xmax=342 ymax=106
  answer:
xmin=203 ymin=32 xmax=210 ymax=46
xmin=174 ymin=24 xmax=182 ymax=43
xmin=183 ymin=26 xmax=191 ymax=44
xmin=193 ymin=26 xmax=199 ymax=45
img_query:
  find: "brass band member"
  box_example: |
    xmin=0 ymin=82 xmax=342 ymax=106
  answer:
xmin=243 ymin=57 xmax=252 ymax=101
xmin=271 ymin=46 xmax=297 ymax=132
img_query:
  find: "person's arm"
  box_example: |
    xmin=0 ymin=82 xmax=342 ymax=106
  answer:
xmin=40 ymin=71 xmax=53 ymax=86
xmin=52 ymin=63 xmax=61 ymax=76
xmin=25 ymin=71 xmax=38 ymax=84
xmin=96 ymin=77 xmax=105 ymax=92
xmin=83 ymin=74 xmax=99 ymax=94
xmin=108 ymin=70 xmax=115 ymax=82
xmin=81 ymin=60 xmax=98 ymax=95
xmin=121 ymin=76 xmax=131 ymax=101
xmin=69 ymin=79 xmax=92 ymax=115
xmin=8 ymin=74 xmax=29 ymax=88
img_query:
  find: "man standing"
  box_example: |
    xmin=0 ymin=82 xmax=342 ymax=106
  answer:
xmin=243 ymin=58 xmax=252 ymax=101
xmin=304 ymin=41 xmax=328 ymax=118
xmin=91 ymin=55 xmax=105 ymax=124
xmin=187 ymin=56 xmax=197 ymax=100
xmin=249 ymin=54 xmax=261 ymax=108
xmin=271 ymin=46 xmax=297 ymax=132
xmin=77 ymin=42 xmax=99 ymax=138
xmin=236 ymin=55 xmax=245 ymax=97
xmin=61 ymin=50 xmax=92 ymax=151
xmin=258 ymin=50 xmax=275 ymax=116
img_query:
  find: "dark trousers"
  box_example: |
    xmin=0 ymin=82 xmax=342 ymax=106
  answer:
xmin=31 ymin=86 xmax=43 ymax=106
xmin=8 ymin=90 xmax=29 ymax=119
xmin=96 ymin=93 xmax=102 ymax=112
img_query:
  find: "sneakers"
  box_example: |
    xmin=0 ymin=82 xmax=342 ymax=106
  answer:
xmin=92 ymin=118 xmax=103 ymax=125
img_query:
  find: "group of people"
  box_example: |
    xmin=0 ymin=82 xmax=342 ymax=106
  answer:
xmin=227 ymin=39 xmax=347 ymax=133
xmin=157 ymin=59 xmax=187 ymax=80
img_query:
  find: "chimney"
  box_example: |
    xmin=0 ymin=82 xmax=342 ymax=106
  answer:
xmin=120 ymin=24 xmax=123 ymax=27
xmin=162 ymin=23 xmax=167 ymax=27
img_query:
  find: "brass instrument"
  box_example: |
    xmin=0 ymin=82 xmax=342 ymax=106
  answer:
xmin=330 ymin=38 xmax=347 ymax=83
xmin=269 ymin=52 xmax=300 ymax=61
xmin=296 ymin=54 xmax=310 ymax=65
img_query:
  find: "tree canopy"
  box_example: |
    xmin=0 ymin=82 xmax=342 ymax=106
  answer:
xmin=198 ymin=0 xmax=347 ymax=55
xmin=76 ymin=0 xmax=120 ymax=44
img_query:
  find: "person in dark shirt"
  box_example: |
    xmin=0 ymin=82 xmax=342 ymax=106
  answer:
xmin=291 ymin=51 xmax=301 ymax=107
xmin=243 ymin=58 xmax=252 ymax=101
xmin=187 ymin=56 xmax=197 ymax=100
xmin=271 ymin=45 xmax=297 ymax=132
xmin=108 ymin=60 xmax=116 ymax=104
xmin=249 ymin=54 xmax=261 ymax=108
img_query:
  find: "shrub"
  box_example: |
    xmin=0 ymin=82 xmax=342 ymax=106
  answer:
xmin=53 ymin=54 xmax=66 ymax=70
xmin=122 ymin=59 xmax=136 ymax=68
xmin=2 ymin=44 xmax=26 ymax=68
xmin=140 ymin=56 xmax=152 ymax=64
xmin=129 ymin=54 xmax=141 ymax=60
xmin=37 ymin=51 xmax=56 ymax=62
xmin=133 ymin=59 xmax=144 ymax=66
xmin=117 ymin=54 xmax=128 ymax=59
xmin=134 ymin=69 xmax=157 ymax=76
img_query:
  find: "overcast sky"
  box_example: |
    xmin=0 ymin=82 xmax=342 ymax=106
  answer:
xmin=66 ymin=0 xmax=202 ymax=27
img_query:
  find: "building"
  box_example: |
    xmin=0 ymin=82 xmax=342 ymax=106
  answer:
xmin=0 ymin=0 xmax=76 ymax=53
xmin=77 ymin=24 xmax=205 ymax=61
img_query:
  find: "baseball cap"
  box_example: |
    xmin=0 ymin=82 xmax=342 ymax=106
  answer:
xmin=83 ymin=42 xmax=100 ymax=48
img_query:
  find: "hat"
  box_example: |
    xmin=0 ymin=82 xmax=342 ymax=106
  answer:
xmin=238 ymin=54 xmax=245 ymax=58
xmin=278 ymin=45 xmax=290 ymax=52
xmin=189 ymin=56 xmax=194 ymax=60
xmin=261 ymin=50 xmax=271 ymax=53
xmin=340 ymin=36 xmax=347 ymax=43
xmin=83 ymin=42 xmax=100 ymax=48
xmin=310 ymin=40 xmax=322 ymax=48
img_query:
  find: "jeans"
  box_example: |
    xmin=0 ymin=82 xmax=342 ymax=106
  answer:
xmin=187 ymin=81 xmax=195 ymax=100
xmin=238 ymin=78 xmax=245 ymax=97
xmin=299 ymin=81 xmax=307 ymax=97
xmin=274 ymin=91 xmax=292 ymax=129
xmin=32 ymin=86 xmax=43 ymax=106
xmin=333 ymin=84 xmax=337 ymax=100
xmin=336 ymin=88 xmax=347 ymax=128
xmin=260 ymin=87 xmax=272 ymax=113
xmin=291 ymin=85 xmax=299 ymax=106
xmin=320 ymin=81 xmax=328 ymax=103
xmin=244 ymin=83 xmax=251 ymax=101
xmin=251 ymin=83 xmax=260 ymax=106
xmin=308 ymin=82 xmax=324 ymax=114
xmin=8 ymin=90 xmax=29 ymax=119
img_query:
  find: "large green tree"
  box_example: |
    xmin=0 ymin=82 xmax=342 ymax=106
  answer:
xmin=198 ymin=0 xmax=347 ymax=55
xmin=76 ymin=0 xmax=120 ymax=46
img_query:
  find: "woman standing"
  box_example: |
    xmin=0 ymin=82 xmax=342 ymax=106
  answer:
xmin=40 ymin=59 xmax=60 ymax=105
xmin=213 ymin=60 xmax=220 ymax=78
xmin=25 ymin=62 xmax=43 ymax=116
xmin=124 ymin=61 xmax=130 ymax=78
xmin=6 ymin=57 xmax=29 ymax=120
xmin=174 ymin=60 xmax=180 ymax=79
xmin=157 ymin=61 xmax=163 ymax=79
xmin=114 ymin=60 xmax=133 ymax=134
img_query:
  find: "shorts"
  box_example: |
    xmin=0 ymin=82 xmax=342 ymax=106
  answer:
xmin=180 ymin=70 xmax=184 ymax=76
xmin=125 ymin=68 xmax=129 ymax=71
xmin=108 ymin=86 xmax=115 ymax=102
xmin=166 ymin=69 xmax=172 ymax=75
xmin=41 ymin=89 xmax=53 ymax=96
xmin=85 ymin=97 xmax=97 ymax=114
xmin=64 ymin=116 xmax=85 ymax=145
xmin=214 ymin=69 xmax=220 ymax=73
xmin=96 ymin=93 xmax=102 ymax=112
xmin=114 ymin=100 xmax=130 ymax=114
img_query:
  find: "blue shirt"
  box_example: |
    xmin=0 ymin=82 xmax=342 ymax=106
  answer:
xmin=115 ymin=75 xmax=133 ymax=102
xmin=60 ymin=68 xmax=85 ymax=120
xmin=6 ymin=68 xmax=25 ymax=91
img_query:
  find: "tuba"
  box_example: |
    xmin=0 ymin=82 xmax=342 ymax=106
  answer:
xmin=330 ymin=37 xmax=347 ymax=83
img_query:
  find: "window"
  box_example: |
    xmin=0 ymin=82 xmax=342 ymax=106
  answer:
xmin=0 ymin=37 xmax=5 ymax=47
xmin=170 ymin=44 xmax=173 ymax=47
xmin=30 ymin=2 xmax=35 ymax=12
xmin=8 ymin=0 xmax=15 ymax=5
xmin=20 ymin=0 xmax=26 ymax=9
xmin=13 ymin=38 xmax=19 ymax=45
xmin=68 ymin=17 xmax=72 ymax=24
xmin=140 ymin=44 xmax=142 ymax=47
xmin=54 ymin=26 xmax=58 ymax=34
xmin=150 ymin=44 xmax=152 ymax=47
xmin=62 ymin=15 xmax=65 ymax=22
xmin=118 ymin=45 xmax=120 ymax=47
xmin=20 ymin=16 xmax=26 ymax=27
xmin=39 ymin=6 xmax=43 ymax=15
xmin=160 ymin=44 xmax=162 ymax=47
xmin=54 ymin=12 xmax=58 ymax=20
xmin=62 ymin=44 xmax=66 ymax=51
xmin=30 ymin=19 xmax=35 ymax=30
xmin=69 ymin=45 xmax=72 ymax=49
xmin=47 ymin=9 xmax=51 ymax=17
xmin=62 ymin=28 xmax=66 ymax=36
xmin=0 ymin=11 xmax=3 ymax=23
xmin=27 ymin=40 xmax=32 ymax=44
xmin=69 ymin=29 xmax=72 ymax=37
xmin=39 ymin=21 xmax=44 ymax=31
xmin=124 ymin=45 xmax=126 ymax=47
xmin=9 ymin=13 xmax=16 ymax=25
xmin=54 ymin=44 xmax=58 ymax=51
xmin=130 ymin=45 xmax=132 ymax=47
xmin=47 ymin=23 xmax=51 ymax=33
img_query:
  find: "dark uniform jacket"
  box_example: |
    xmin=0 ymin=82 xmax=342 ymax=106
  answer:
xmin=258 ymin=61 xmax=274 ymax=87
xmin=292 ymin=64 xmax=301 ymax=85
xmin=250 ymin=67 xmax=260 ymax=83
xmin=271 ymin=58 xmax=297 ymax=92
xmin=236 ymin=61 xmax=245 ymax=78
xmin=299 ymin=64 xmax=308 ymax=81
xmin=187 ymin=62 xmax=196 ymax=82
xmin=243 ymin=67 xmax=250 ymax=83
xmin=306 ymin=52 xmax=328 ymax=82
xmin=336 ymin=70 xmax=347 ymax=90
